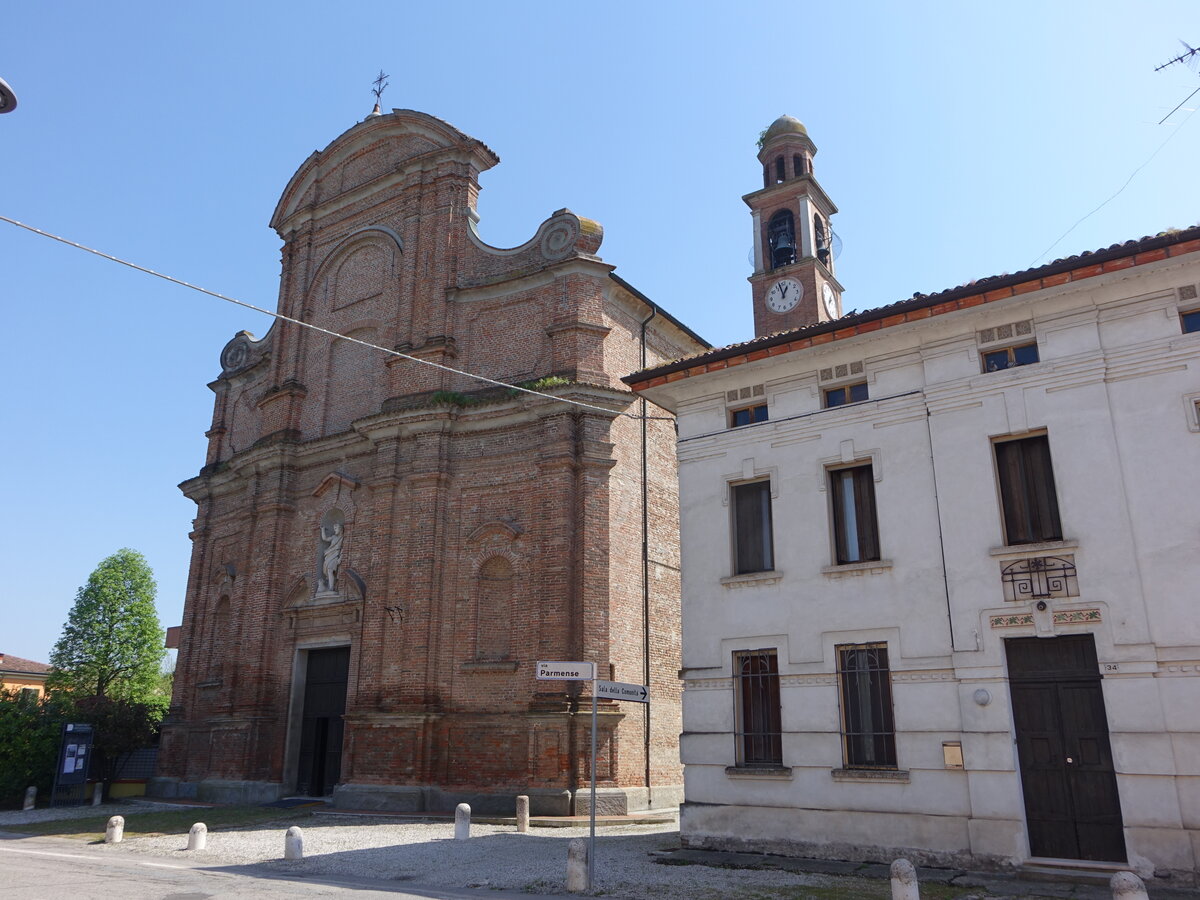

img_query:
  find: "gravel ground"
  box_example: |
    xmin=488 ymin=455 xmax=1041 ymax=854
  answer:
xmin=5 ymin=805 xmax=1161 ymax=899
xmin=97 ymin=813 xmax=851 ymax=899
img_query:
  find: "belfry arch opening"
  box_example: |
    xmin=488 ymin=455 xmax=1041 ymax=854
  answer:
xmin=768 ymin=210 xmax=796 ymax=269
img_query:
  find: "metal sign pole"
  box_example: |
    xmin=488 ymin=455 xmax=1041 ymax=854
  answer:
xmin=588 ymin=672 xmax=598 ymax=889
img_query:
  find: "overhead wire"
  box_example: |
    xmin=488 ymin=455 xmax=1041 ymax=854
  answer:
xmin=0 ymin=214 xmax=674 ymax=421
xmin=1028 ymin=99 xmax=1198 ymax=269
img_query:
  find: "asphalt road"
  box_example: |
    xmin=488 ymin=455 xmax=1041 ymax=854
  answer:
xmin=0 ymin=833 xmax=573 ymax=900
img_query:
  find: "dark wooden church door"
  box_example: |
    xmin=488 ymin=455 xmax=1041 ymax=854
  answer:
xmin=1006 ymin=635 xmax=1125 ymax=862
xmin=296 ymin=646 xmax=350 ymax=797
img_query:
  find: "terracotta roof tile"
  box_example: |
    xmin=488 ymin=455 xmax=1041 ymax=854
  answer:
xmin=0 ymin=653 xmax=52 ymax=675
xmin=626 ymin=226 xmax=1200 ymax=385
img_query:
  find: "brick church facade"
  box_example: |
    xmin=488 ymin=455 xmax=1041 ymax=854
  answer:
xmin=152 ymin=110 xmax=706 ymax=813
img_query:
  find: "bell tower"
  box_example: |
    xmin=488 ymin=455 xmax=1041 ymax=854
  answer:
xmin=745 ymin=115 xmax=844 ymax=337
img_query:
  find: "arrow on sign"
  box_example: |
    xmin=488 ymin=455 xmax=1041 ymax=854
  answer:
xmin=595 ymin=679 xmax=650 ymax=703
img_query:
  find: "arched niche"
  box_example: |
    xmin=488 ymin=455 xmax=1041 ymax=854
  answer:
xmin=475 ymin=556 xmax=514 ymax=661
xmin=316 ymin=508 xmax=346 ymax=596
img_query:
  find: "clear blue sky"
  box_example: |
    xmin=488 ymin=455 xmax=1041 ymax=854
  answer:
xmin=2 ymin=2 xmax=1197 ymax=664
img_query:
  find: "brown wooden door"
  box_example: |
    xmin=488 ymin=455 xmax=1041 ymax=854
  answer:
xmin=1006 ymin=635 xmax=1125 ymax=862
xmin=297 ymin=646 xmax=350 ymax=797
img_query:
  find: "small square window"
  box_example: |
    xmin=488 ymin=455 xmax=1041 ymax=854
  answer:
xmin=982 ymin=342 xmax=1039 ymax=372
xmin=1181 ymin=310 xmax=1200 ymax=334
xmin=730 ymin=404 xmax=769 ymax=428
xmin=824 ymin=382 xmax=868 ymax=408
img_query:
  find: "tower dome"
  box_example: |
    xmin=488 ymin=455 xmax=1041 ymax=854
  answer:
xmin=761 ymin=115 xmax=807 ymax=145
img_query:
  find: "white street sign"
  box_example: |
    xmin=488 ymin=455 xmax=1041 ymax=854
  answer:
xmin=595 ymin=680 xmax=650 ymax=703
xmin=536 ymin=660 xmax=595 ymax=681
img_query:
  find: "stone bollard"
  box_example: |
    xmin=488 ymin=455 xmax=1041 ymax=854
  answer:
xmin=104 ymin=815 xmax=124 ymax=844
xmin=516 ymin=795 xmax=529 ymax=833
xmin=92 ymin=783 xmax=103 ymax=806
xmin=22 ymin=786 xmax=36 ymax=811
xmin=566 ymin=837 xmax=589 ymax=893
xmin=284 ymin=826 xmax=303 ymax=860
xmin=890 ymin=857 xmax=919 ymax=900
xmin=454 ymin=802 xmax=471 ymax=840
xmin=1110 ymin=871 xmax=1150 ymax=900
xmin=187 ymin=822 xmax=207 ymax=851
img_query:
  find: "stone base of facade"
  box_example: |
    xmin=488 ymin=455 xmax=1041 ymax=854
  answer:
xmin=332 ymin=783 xmax=574 ymax=815
xmin=149 ymin=775 xmax=682 ymax=819
xmin=571 ymin=784 xmax=685 ymax=815
xmin=331 ymin=783 xmax=684 ymax=816
xmin=679 ymin=801 xmax=1015 ymax=872
xmin=147 ymin=777 xmax=283 ymax=805
xmin=680 ymin=803 xmax=1198 ymax=886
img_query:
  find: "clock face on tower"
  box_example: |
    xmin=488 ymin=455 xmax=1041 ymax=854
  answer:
xmin=766 ymin=278 xmax=803 ymax=314
xmin=822 ymin=282 xmax=838 ymax=319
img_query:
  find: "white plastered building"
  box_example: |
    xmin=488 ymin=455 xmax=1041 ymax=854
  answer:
xmin=628 ymin=126 xmax=1200 ymax=884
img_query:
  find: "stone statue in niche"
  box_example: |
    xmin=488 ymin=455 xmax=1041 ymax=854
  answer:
xmin=318 ymin=522 xmax=343 ymax=593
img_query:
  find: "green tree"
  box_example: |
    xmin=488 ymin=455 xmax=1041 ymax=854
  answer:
xmin=0 ymin=689 xmax=73 ymax=806
xmin=48 ymin=549 xmax=166 ymax=702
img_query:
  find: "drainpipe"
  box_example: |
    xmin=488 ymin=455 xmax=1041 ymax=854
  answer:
xmin=639 ymin=304 xmax=657 ymax=798
xmin=923 ymin=400 xmax=960 ymax=651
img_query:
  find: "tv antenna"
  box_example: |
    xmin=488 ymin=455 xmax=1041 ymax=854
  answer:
xmin=0 ymin=76 xmax=16 ymax=114
xmin=370 ymin=69 xmax=390 ymax=114
xmin=1155 ymin=40 xmax=1199 ymax=72
xmin=1155 ymin=41 xmax=1200 ymax=125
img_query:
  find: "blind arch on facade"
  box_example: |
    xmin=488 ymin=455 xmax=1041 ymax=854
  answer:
xmin=475 ymin=556 xmax=513 ymax=660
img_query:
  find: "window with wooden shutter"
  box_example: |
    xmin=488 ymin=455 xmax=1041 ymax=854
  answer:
xmin=995 ymin=435 xmax=1062 ymax=545
xmin=732 ymin=480 xmax=774 ymax=574
xmin=830 ymin=464 xmax=880 ymax=564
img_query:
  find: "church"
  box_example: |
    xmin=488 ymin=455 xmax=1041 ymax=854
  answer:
xmin=152 ymin=109 xmax=707 ymax=813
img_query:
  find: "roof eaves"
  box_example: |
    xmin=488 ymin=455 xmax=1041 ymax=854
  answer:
xmin=625 ymin=226 xmax=1200 ymax=388
xmin=608 ymin=273 xmax=711 ymax=350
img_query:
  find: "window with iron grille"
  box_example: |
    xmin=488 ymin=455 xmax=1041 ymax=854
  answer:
xmin=732 ymin=480 xmax=774 ymax=574
xmin=837 ymin=643 xmax=897 ymax=769
xmin=734 ymin=649 xmax=782 ymax=767
xmin=829 ymin=464 xmax=880 ymax=564
xmin=995 ymin=435 xmax=1062 ymax=545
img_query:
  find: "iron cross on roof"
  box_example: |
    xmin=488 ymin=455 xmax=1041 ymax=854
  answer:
xmin=372 ymin=70 xmax=390 ymax=104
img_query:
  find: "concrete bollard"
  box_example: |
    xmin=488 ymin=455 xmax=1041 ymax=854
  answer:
xmin=566 ymin=837 xmax=589 ymax=893
xmin=890 ymin=857 xmax=919 ymax=900
xmin=187 ymin=822 xmax=207 ymax=851
xmin=284 ymin=825 xmax=303 ymax=860
xmin=516 ymin=795 xmax=529 ymax=833
xmin=22 ymin=786 xmax=36 ymax=811
xmin=92 ymin=783 xmax=103 ymax=806
xmin=104 ymin=815 xmax=124 ymax=844
xmin=454 ymin=802 xmax=471 ymax=840
xmin=1110 ymin=871 xmax=1149 ymax=900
